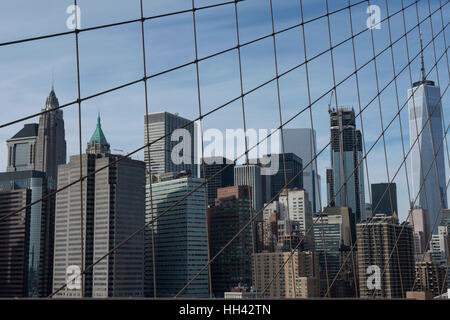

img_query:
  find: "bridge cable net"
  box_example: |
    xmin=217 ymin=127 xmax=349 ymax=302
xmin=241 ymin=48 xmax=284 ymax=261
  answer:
xmin=0 ymin=0 xmax=448 ymax=299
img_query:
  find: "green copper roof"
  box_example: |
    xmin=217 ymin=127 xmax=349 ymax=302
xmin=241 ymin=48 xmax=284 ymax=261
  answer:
xmin=89 ymin=114 xmax=108 ymax=146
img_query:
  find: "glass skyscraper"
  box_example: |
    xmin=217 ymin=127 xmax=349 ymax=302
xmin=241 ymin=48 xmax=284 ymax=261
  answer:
xmin=145 ymin=174 xmax=209 ymax=298
xmin=144 ymin=111 xmax=198 ymax=177
xmin=408 ymin=76 xmax=447 ymax=234
xmin=371 ymin=183 xmax=398 ymax=216
xmin=327 ymin=108 xmax=365 ymax=224
xmin=0 ymin=171 xmax=53 ymax=297
xmin=282 ymin=128 xmax=321 ymax=213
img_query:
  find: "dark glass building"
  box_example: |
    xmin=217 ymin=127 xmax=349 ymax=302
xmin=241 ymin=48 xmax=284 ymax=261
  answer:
xmin=208 ymin=185 xmax=253 ymax=297
xmin=200 ymin=156 xmax=235 ymax=207
xmin=259 ymin=153 xmax=303 ymax=200
xmin=0 ymin=171 xmax=54 ymax=297
xmin=327 ymin=108 xmax=365 ymax=223
xmin=371 ymin=183 xmax=398 ymax=216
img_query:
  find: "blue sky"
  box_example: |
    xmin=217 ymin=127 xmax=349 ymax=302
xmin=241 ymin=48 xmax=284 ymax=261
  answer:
xmin=0 ymin=0 xmax=449 ymax=221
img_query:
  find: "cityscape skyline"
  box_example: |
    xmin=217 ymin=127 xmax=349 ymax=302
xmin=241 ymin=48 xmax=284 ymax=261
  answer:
xmin=0 ymin=0 xmax=449 ymax=301
xmin=1 ymin=0 xmax=449 ymax=222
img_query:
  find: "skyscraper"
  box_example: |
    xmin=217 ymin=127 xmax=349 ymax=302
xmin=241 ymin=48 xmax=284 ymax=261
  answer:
xmin=282 ymin=128 xmax=321 ymax=213
xmin=357 ymin=214 xmax=415 ymax=298
xmin=200 ymin=156 xmax=235 ymax=207
xmin=208 ymin=185 xmax=253 ymax=297
xmin=408 ymin=52 xmax=447 ymax=234
xmin=313 ymin=207 xmax=356 ymax=297
xmin=278 ymin=189 xmax=314 ymax=251
xmin=371 ymin=183 xmax=398 ymax=216
xmin=144 ymin=111 xmax=197 ymax=177
xmin=52 ymin=116 xmax=146 ymax=298
xmin=6 ymin=124 xmax=39 ymax=172
xmin=253 ymin=250 xmax=320 ymax=298
xmin=35 ymin=88 xmax=67 ymax=186
xmin=0 ymin=171 xmax=54 ymax=297
xmin=429 ymin=226 xmax=448 ymax=265
xmin=234 ymin=165 xmax=267 ymax=215
xmin=259 ymin=153 xmax=303 ymax=201
xmin=414 ymin=252 xmax=447 ymax=297
xmin=407 ymin=208 xmax=431 ymax=257
xmin=327 ymin=107 xmax=365 ymax=224
xmin=144 ymin=172 xmax=209 ymax=298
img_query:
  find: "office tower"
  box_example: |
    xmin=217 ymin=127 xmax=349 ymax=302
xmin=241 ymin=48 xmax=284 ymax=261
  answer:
xmin=408 ymin=50 xmax=447 ymax=234
xmin=234 ymin=165 xmax=265 ymax=215
xmin=253 ymin=250 xmax=320 ymax=298
xmin=278 ymin=189 xmax=314 ymax=251
xmin=371 ymin=183 xmax=398 ymax=216
xmin=313 ymin=207 xmax=356 ymax=297
xmin=414 ymin=252 xmax=447 ymax=297
xmin=200 ymin=156 xmax=235 ymax=207
xmin=407 ymin=208 xmax=431 ymax=256
xmin=259 ymin=153 xmax=303 ymax=201
xmin=35 ymin=88 xmax=67 ymax=186
xmin=52 ymin=116 xmax=146 ymax=298
xmin=327 ymin=107 xmax=365 ymax=224
xmin=144 ymin=172 xmax=209 ymax=298
xmin=6 ymin=124 xmax=39 ymax=172
xmin=282 ymin=128 xmax=321 ymax=213
xmin=144 ymin=111 xmax=197 ymax=177
xmin=0 ymin=171 xmax=53 ymax=297
xmin=357 ymin=214 xmax=415 ymax=298
xmin=208 ymin=186 xmax=253 ymax=297
xmin=429 ymin=226 xmax=448 ymax=265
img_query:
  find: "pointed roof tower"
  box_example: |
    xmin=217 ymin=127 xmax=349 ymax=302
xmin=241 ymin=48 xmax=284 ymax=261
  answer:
xmin=45 ymin=86 xmax=59 ymax=109
xmin=87 ymin=113 xmax=110 ymax=154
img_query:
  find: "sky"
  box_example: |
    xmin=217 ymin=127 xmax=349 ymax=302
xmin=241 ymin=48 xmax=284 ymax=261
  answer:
xmin=0 ymin=0 xmax=449 ymax=222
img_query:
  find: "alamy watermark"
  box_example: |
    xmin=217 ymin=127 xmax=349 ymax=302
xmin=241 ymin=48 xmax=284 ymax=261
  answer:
xmin=66 ymin=265 xmax=81 ymax=290
xmin=366 ymin=265 xmax=381 ymax=290
xmin=169 ymin=128 xmax=280 ymax=175
xmin=66 ymin=5 xmax=81 ymax=30
xmin=366 ymin=5 xmax=382 ymax=30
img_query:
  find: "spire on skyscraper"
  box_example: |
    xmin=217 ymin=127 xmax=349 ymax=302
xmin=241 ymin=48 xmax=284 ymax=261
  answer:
xmin=420 ymin=32 xmax=426 ymax=82
xmin=45 ymin=87 xmax=59 ymax=110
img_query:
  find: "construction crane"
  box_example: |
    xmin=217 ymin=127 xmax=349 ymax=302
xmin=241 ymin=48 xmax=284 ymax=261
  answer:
xmin=328 ymin=90 xmax=335 ymax=113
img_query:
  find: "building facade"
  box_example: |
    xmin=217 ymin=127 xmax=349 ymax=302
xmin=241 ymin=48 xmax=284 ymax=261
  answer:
xmin=327 ymin=108 xmax=365 ymax=224
xmin=253 ymin=250 xmax=320 ymax=298
xmin=408 ymin=75 xmax=447 ymax=234
xmin=278 ymin=189 xmax=314 ymax=251
xmin=371 ymin=183 xmax=398 ymax=216
xmin=313 ymin=207 xmax=356 ymax=297
xmin=6 ymin=124 xmax=39 ymax=172
xmin=144 ymin=174 xmax=209 ymax=298
xmin=259 ymin=153 xmax=303 ymax=201
xmin=52 ymin=117 xmax=146 ymax=298
xmin=281 ymin=128 xmax=321 ymax=213
xmin=144 ymin=111 xmax=197 ymax=177
xmin=208 ymin=185 xmax=253 ymax=297
xmin=414 ymin=253 xmax=447 ymax=297
xmin=200 ymin=156 xmax=234 ymax=207
xmin=234 ymin=165 xmax=266 ymax=215
xmin=357 ymin=214 xmax=415 ymax=298
xmin=0 ymin=171 xmax=53 ymax=297
xmin=35 ymin=88 xmax=67 ymax=186
xmin=408 ymin=208 xmax=431 ymax=257
xmin=429 ymin=226 xmax=448 ymax=265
